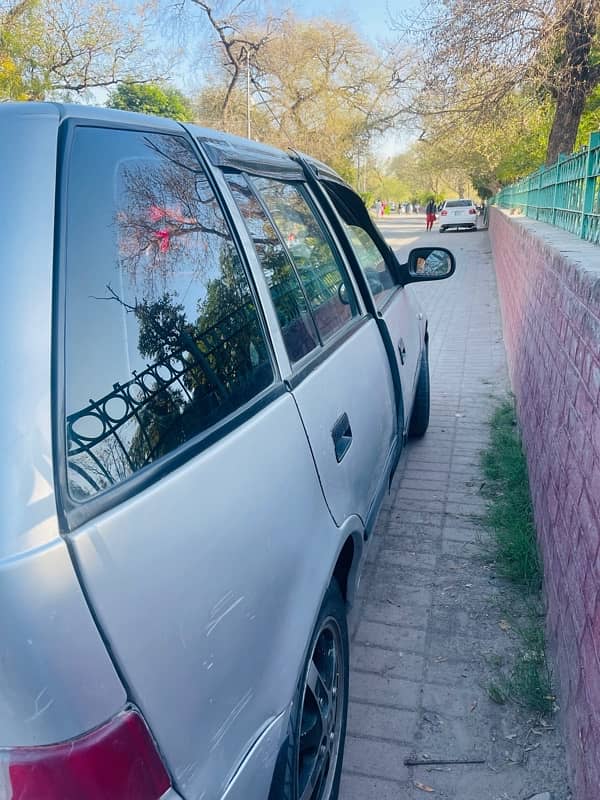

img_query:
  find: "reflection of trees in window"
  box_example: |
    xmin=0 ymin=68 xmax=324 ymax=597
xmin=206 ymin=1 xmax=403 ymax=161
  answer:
xmin=252 ymin=178 xmax=353 ymax=339
xmin=116 ymin=135 xmax=230 ymax=293
xmin=225 ymin=173 xmax=319 ymax=362
xmin=66 ymin=133 xmax=272 ymax=499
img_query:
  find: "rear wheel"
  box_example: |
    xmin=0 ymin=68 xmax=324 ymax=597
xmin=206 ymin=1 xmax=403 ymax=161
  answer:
xmin=439 ymin=226 xmax=446 ymax=233
xmin=269 ymin=581 xmax=349 ymax=800
xmin=408 ymin=348 xmax=430 ymax=438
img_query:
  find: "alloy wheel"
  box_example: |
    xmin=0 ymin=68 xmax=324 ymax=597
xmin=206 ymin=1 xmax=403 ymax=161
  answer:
xmin=296 ymin=618 xmax=345 ymax=800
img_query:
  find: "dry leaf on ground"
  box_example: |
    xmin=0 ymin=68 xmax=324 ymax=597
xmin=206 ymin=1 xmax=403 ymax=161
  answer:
xmin=415 ymin=781 xmax=435 ymax=792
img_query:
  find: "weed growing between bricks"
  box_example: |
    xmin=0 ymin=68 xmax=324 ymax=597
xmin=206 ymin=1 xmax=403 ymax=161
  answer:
xmin=481 ymin=400 xmax=555 ymax=715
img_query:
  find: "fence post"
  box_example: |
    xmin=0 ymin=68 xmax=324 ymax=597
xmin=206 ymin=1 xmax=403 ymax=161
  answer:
xmin=580 ymin=131 xmax=600 ymax=239
xmin=552 ymin=155 xmax=565 ymax=227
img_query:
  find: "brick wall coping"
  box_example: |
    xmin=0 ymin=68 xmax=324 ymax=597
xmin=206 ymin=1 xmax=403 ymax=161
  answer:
xmin=493 ymin=209 xmax=600 ymax=305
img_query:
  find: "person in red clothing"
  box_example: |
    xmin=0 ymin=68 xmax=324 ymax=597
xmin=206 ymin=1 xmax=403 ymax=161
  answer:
xmin=425 ymin=198 xmax=436 ymax=231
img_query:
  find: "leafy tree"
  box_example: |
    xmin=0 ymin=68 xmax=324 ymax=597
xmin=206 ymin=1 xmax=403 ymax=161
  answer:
xmin=183 ymin=1 xmax=411 ymax=183
xmin=107 ymin=83 xmax=193 ymax=121
xmin=0 ymin=0 xmax=160 ymax=100
xmin=402 ymin=0 xmax=600 ymax=165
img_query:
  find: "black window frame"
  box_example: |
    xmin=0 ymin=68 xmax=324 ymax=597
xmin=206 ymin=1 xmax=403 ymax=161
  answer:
xmin=52 ymin=119 xmax=284 ymax=533
xmin=320 ymin=181 xmax=403 ymax=314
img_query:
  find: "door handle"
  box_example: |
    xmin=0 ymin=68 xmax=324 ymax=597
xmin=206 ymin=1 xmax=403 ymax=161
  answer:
xmin=398 ymin=338 xmax=407 ymax=365
xmin=332 ymin=412 xmax=353 ymax=462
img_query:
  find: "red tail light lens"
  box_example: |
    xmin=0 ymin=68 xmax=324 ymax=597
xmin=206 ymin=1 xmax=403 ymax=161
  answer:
xmin=3 ymin=709 xmax=171 ymax=800
xmin=440 ymin=210 xmax=448 ymax=216
xmin=468 ymin=208 xmax=476 ymax=214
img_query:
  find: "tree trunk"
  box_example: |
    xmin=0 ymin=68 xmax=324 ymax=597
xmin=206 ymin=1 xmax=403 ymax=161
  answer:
xmin=545 ymin=0 xmax=597 ymax=165
xmin=546 ymin=83 xmax=588 ymax=165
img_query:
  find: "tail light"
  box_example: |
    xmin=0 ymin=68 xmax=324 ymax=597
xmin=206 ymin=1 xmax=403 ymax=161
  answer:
xmin=440 ymin=210 xmax=448 ymax=216
xmin=2 ymin=709 xmax=171 ymax=800
xmin=468 ymin=208 xmax=477 ymax=215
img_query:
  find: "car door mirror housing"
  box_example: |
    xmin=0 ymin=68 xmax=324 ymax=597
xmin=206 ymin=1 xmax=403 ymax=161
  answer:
xmin=398 ymin=247 xmax=456 ymax=285
xmin=338 ymin=282 xmax=350 ymax=305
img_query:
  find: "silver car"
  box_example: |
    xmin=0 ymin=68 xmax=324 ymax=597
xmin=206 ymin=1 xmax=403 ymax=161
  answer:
xmin=0 ymin=102 xmax=455 ymax=800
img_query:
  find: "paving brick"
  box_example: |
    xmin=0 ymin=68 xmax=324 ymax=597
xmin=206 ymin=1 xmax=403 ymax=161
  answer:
xmin=346 ymin=701 xmax=417 ymax=742
xmin=342 ymin=736 xmax=412 ymax=782
xmin=349 ymin=671 xmax=420 ymax=709
xmin=359 ymin=600 xmax=429 ymax=627
xmin=354 ymin=620 xmax=427 ymax=653
xmin=351 ymin=644 xmax=424 ymax=681
xmin=339 ymin=773 xmax=404 ymax=800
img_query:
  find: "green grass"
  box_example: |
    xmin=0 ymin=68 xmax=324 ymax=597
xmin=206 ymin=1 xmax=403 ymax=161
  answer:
xmin=508 ymin=623 xmax=555 ymax=713
xmin=481 ymin=400 xmax=554 ymax=714
xmin=481 ymin=402 xmax=542 ymax=589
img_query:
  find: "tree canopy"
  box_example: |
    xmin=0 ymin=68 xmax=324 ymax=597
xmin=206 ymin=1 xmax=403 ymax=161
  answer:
xmin=402 ymin=0 xmax=600 ymax=166
xmin=107 ymin=83 xmax=193 ymax=121
xmin=0 ymin=0 xmax=160 ymax=100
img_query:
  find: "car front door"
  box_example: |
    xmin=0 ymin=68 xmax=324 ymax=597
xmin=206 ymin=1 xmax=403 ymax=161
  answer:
xmin=224 ymin=172 xmax=398 ymax=529
xmin=313 ymin=180 xmax=424 ymax=429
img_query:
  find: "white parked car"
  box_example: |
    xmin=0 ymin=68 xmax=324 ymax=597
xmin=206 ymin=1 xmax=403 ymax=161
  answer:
xmin=439 ymin=199 xmax=478 ymax=232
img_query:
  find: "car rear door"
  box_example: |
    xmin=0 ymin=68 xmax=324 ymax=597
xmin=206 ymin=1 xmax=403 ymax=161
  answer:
xmin=222 ymin=171 xmax=398 ymax=529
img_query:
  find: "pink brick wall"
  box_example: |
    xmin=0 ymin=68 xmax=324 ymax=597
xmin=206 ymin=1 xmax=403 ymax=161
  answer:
xmin=489 ymin=208 xmax=600 ymax=799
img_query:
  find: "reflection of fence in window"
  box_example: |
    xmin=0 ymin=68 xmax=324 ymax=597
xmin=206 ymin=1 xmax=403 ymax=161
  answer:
xmin=67 ymin=304 xmax=266 ymax=498
xmin=298 ymin=264 xmax=341 ymax=308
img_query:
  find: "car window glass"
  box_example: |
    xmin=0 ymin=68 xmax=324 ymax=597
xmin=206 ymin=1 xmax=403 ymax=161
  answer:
xmin=252 ymin=178 xmax=356 ymax=341
xmin=64 ymin=128 xmax=273 ymax=501
xmin=319 ymin=181 xmax=397 ymax=310
xmin=340 ymin=222 xmax=396 ymax=309
xmin=225 ymin=173 xmax=320 ymax=363
xmin=445 ymin=200 xmax=472 ymax=208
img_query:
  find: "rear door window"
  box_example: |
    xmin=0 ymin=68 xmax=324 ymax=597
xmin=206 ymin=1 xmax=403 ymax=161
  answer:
xmin=225 ymin=173 xmax=320 ymax=363
xmin=252 ymin=178 xmax=357 ymax=342
xmin=63 ymin=128 xmax=274 ymax=500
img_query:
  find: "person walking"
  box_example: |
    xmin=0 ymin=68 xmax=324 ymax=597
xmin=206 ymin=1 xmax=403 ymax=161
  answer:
xmin=425 ymin=198 xmax=436 ymax=231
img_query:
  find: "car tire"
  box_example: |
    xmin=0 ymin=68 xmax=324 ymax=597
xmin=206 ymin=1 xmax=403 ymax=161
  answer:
xmin=408 ymin=347 xmax=430 ymax=438
xmin=269 ymin=580 xmax=349 ymax=800
xmin=439 ymin=226 xmax=445 ymax=233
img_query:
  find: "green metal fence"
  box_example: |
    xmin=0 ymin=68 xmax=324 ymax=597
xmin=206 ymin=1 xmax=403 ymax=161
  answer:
xmin=493 ymin=130 xmax=600 ymax=244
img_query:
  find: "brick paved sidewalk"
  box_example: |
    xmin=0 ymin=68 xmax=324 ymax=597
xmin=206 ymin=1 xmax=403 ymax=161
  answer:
xmin=340 ymin=223 xmax=569 ymax=800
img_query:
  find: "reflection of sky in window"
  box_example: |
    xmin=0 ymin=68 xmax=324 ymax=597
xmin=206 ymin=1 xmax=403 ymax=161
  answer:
xmin=116 ymin=157 xmax=211 ymax=320
xmin=65 ymin=128 xmax=234 ymax=415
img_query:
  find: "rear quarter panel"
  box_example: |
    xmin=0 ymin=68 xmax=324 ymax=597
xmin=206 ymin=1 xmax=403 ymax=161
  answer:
xmin=0 ymin=102 xmax=126 ymax=746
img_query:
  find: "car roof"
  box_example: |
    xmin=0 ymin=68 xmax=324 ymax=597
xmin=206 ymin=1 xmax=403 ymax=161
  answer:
xmin=1 ymin=102 xmax=349 ymax=183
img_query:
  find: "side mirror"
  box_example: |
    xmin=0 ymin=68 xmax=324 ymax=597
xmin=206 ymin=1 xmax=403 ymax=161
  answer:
xmin=398 ymin=247 xmax=456 ymax=285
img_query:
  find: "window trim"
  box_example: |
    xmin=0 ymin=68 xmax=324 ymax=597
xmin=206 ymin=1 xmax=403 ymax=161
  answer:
xmin=52 ymin=120 xmax=283 ymax=533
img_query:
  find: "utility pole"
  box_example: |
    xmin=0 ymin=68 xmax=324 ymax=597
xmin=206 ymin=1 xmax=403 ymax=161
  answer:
xmin=246 ymin=48 xmax=251 ymax=140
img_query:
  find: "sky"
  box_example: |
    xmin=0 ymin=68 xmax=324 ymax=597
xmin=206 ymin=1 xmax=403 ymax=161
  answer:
xmin=288 ymin=0 xmax=415 ymax=42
